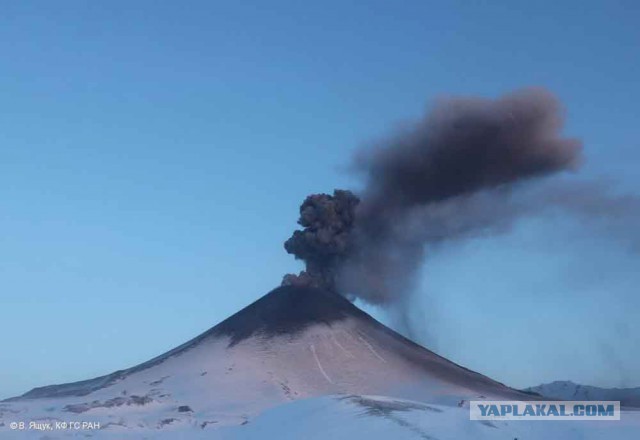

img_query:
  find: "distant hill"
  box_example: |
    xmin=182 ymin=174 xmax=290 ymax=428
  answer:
xmin=524 ymin=380 xmax=640 ymax=408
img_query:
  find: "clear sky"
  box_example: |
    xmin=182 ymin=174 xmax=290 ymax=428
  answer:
xmin=1 ymin=1 xmax=638 ymax=399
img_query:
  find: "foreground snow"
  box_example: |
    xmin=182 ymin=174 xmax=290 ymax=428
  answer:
xmin=226 ymin=395 xmax=640 ymax=440
xmin=3 ymin=394 xmax=639 ymax=439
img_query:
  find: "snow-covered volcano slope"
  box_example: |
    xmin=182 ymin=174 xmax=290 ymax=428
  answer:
xmin=3 ymin=285 xmax=637 ymax=439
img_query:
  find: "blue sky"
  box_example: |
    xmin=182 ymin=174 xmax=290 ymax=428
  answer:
xmin=1 ymin=1 xmax=638 ymax=398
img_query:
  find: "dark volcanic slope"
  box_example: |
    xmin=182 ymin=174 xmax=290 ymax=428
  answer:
xmin=212 ymin=285 xmax=371 ymax=345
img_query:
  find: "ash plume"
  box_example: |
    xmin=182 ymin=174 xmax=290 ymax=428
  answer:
xmin=283 ymin=87 xmax=636 ymax=305
xmin=282 ymin=190 xmax=359 ymax=294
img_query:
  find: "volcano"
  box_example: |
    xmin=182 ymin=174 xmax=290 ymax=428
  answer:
xmin=2 ymin=286 xmax=638 ymax=439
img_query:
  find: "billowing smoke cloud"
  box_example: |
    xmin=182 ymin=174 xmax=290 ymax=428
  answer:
xmin=282 ymin=190 xmax=359 ymax=294
xmin=282 ymin=87 xmax=637 ymax=306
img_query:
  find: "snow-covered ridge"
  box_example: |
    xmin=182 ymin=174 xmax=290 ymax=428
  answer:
xmin=524 ymin=380 xmax=640 ymax=408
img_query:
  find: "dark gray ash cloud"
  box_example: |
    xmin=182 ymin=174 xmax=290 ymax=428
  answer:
xmin=283 ymin=87 xmax=638 ymax=306
xmin=282 ymin=190 xmax=359 ymax=295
